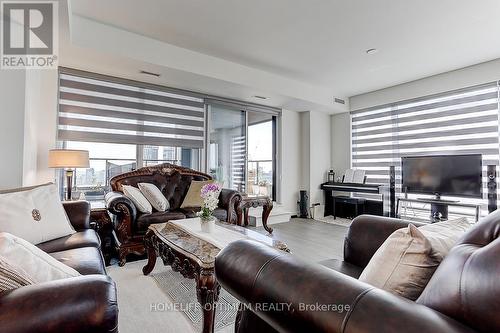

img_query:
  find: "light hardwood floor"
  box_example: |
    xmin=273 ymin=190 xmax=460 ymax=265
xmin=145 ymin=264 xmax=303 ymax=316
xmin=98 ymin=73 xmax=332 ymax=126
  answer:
xmin=253 ymin=218 xmax=349 ymax=263
xmin=108 ymin=218 xmax=349 ymax=333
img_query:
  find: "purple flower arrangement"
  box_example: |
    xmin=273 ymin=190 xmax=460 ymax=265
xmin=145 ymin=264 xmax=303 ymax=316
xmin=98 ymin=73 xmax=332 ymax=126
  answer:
xmin=199 ymin=183 xmax=222 ymax=219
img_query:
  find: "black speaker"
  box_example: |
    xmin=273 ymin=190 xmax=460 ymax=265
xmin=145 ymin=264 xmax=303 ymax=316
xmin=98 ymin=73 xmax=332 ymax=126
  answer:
xmin=487 ymin=165 xmax=497 ymax=213
xmin=298 ymin=190 xmax=309 ymax=218
xmin=389 ymin=165 xmax=396 ymax=217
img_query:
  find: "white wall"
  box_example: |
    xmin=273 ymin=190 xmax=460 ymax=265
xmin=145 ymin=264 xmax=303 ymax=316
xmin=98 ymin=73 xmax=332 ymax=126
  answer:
xmin=308 ymin=111 xmax=331 ymax=205
xmin=299 ymin=112 xmax=310 ymax=191
xmin=24 ymin=70 xmax=58 ymax=185
xmin=0 ymin=70 xmax=26 ymax=189
xmin=277 ymin=109 xmax=333 ymax=215
xmin=294 ymin=110 xmax=332 ymax=210
xmin=23 ymin=71 xmax=40 ymax=186
xmin=0 ymin=69 xmax=57 ymax=190
xmin=279 ymin=109 xmax=301 ymax=214
xmin=350 ymin=58 xmax=500 ymax=110
xmin=331 ymin=112 xmax=351 ymax=178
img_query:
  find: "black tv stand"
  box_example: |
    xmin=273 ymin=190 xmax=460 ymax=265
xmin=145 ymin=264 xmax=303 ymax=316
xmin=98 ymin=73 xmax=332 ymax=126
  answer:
xmin=397 ymin=197 xmax=481 ymax=223
xmin=415 ymin=195 xmax=459 ymax=220
xmin=416 ymin=197 xmax=459 ymax=204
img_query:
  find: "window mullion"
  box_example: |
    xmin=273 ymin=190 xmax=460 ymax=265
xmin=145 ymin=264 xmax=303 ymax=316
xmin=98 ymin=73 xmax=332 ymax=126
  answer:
xmin=137 ymin=145 xmax=144 ymax=169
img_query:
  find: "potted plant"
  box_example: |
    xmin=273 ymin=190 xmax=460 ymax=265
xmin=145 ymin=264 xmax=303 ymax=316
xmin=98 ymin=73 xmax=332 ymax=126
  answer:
xmin=198 ymin=183 xmax=222 ymax=233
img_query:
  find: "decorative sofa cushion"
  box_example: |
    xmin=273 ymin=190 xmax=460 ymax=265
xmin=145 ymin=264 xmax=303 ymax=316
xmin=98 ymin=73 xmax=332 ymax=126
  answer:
xmin=180 ymin=180 xmax=214 ymax=208
xmin=0 ymin=255 xmax=35 ymax=292
xmin=359 ymin=217 xmax=470 ymax=300
xmin=138 ymin=183 xmax=169 ymax=212
xmin=123 ymin=185 xmax=152 ymax=214
xmin=0 ymin=232 xmax=80 ymax=283
xmin=0 ymin=183 xmax=75 ymax=245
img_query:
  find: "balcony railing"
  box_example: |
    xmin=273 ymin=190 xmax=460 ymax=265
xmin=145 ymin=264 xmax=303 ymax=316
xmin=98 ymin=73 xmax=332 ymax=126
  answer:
xmin=68 ymin=158 xmax=179 ymax=202
xmin=247 ymin=159 xmax=273 ymax=197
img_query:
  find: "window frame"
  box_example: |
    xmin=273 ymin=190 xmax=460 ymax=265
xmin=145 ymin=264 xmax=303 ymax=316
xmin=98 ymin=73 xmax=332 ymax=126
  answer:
xmin=204 ymin=102 xmax=280 ymax=201
xmin=57 ymin=68 xmax=282 ymax=203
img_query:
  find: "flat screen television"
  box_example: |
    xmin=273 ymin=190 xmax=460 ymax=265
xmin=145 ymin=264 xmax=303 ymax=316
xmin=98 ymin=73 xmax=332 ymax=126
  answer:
xmin=401 ymin=154 xmax=482 ymax=198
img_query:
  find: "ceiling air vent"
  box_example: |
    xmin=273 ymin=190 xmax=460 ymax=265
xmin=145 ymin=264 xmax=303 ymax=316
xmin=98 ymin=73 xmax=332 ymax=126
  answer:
xmin=140 ymin=70 xmax=161 ymax=77
xmin=253 ymin=95 xmax=268 ymax=100
xmin=334 ymin=98 xmax=345 ymax=105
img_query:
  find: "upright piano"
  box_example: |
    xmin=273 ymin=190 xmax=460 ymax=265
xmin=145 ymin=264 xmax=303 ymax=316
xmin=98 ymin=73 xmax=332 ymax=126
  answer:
xmin=321 ymin=182 xmax=384 ymax=218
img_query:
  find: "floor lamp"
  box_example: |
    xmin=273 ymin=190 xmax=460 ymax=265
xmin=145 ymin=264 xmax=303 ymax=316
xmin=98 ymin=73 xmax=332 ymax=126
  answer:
xmin=49 ymin=149 xmax=90 ymax=201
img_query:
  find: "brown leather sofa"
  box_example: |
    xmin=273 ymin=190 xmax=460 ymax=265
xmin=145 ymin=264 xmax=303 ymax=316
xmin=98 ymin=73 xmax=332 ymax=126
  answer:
xmin=0 ymin=201 xmax=118 ymax=333
xmin=105 ymin=163 xmax=242 ymax=266
xmin=215 ymin=213 xmax=500 ymax=333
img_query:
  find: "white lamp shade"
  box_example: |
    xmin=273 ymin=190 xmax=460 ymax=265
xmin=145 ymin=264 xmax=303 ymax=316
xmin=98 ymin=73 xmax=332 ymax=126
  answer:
xmin=48 ymin=149 xmax=90 ymax=168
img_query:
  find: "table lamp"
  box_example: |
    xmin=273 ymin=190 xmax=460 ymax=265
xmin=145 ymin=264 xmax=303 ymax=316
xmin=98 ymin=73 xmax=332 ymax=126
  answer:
xmin=48 ymin=149 xmax=89 ymax=200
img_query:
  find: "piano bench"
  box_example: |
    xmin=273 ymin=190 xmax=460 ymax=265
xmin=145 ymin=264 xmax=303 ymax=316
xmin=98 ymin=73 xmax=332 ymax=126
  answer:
xmin=333 ymin=196 xmax=366 ymax=219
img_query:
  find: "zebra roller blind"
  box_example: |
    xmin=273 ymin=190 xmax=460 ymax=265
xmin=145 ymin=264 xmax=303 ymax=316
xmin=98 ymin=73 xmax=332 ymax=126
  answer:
xmin=231 ymin=134 xmax=246 ymax=192
xmin=351 ymin=82 xmax=500 ymax=209
xmin=58 ymin=68 xmax=205 ymax=148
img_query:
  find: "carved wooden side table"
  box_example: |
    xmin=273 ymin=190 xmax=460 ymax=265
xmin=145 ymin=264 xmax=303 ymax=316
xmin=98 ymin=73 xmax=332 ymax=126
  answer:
xmin=90 ymin=208 xmax=114 ymax=265
xmin=236 ymin=195 xmax=274 ymax=233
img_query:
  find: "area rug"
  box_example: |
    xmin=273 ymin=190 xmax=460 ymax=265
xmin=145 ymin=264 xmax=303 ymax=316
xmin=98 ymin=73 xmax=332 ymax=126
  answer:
xmin=151 ymin=270 xmax=239 ymax=332
xmin=314 ymin=215 xmax=352 ymax=227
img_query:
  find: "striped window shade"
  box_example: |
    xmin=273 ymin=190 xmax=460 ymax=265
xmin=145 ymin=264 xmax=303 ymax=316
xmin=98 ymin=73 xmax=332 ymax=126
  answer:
xmin=351 ymin=82 xmax=500 ymax=212
xmin=58 ymin=68 xmax=205 ymax=148
xmin=231 ymin=135 xmax=246 ymax=192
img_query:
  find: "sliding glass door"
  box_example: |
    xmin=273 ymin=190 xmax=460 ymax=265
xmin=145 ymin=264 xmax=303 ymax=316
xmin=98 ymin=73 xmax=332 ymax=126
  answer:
xmin=207 ymin=103 xmax=277 ymax=199
xmin=247 ymin=111 xmax=276 ymax=198
xmin=208 ymin=104 xmax=247 ymax=192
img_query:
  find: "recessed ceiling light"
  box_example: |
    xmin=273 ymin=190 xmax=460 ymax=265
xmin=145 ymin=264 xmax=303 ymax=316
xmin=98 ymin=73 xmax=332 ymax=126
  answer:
xmin=253 ymin=95 xmax=268 ymax=100
xmin=366 ymin=48 xmax=378 ymax=55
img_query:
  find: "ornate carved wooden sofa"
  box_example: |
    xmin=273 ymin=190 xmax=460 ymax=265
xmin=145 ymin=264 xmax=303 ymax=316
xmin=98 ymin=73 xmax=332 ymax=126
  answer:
xmin=105 ymin=163 xmax=242 ymax=266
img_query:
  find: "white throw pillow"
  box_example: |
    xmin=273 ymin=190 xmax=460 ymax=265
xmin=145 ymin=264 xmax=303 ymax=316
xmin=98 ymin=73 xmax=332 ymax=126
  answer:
xmin=123 ymin=185 xmax=153 ymax=214
xmin=0 ymin=254 xmax=35 ymax=292
xmin=138 ymin=183 xmax=169 ymax=212
xmin=0 ymin=183 xmax=75 ymax=245
xmin=0 ymin=232 xmax=80 ymax=283
xmin=358 ymin=217 xmax=471 ymax=300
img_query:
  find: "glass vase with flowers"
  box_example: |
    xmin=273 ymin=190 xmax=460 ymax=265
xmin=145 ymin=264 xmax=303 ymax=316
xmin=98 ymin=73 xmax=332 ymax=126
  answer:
xmin=198 ymin=183 xmax=222 ymax=233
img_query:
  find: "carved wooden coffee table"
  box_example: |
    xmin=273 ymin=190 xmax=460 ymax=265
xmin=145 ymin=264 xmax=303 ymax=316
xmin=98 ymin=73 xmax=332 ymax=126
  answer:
xmin=142 ymin=219 xmax=289 ymax=333
xmin=237 ymin=194 xmax=274 ymax=233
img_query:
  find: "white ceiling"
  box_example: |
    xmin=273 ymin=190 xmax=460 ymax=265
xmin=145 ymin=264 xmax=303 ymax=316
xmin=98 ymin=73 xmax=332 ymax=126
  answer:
xmin=71 ymin=0 xmax=500 ymax=98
